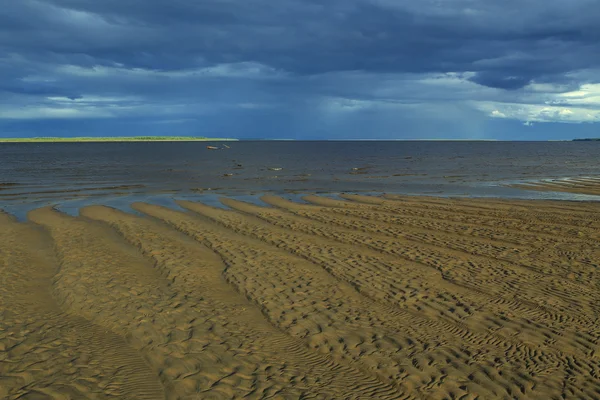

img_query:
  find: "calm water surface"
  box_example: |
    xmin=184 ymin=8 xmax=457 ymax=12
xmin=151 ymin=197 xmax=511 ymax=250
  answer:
xmin=1 ymin=141 xmax=599 ymax=218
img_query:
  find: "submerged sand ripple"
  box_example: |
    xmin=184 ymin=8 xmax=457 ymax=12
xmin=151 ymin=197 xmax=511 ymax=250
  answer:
xmin=1 ymin=195 xmax=600 ymax=399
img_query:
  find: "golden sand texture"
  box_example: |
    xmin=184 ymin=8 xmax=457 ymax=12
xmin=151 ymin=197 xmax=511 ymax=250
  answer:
xmin=1 ymin=194 xmax=600 ymax=399
xmin=512 ymin=176 xmax=600 ymax=196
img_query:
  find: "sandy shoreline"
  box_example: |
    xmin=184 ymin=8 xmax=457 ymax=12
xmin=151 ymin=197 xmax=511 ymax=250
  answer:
xmin=511 ymin=176 xmax=600 ymax=196
xmin=2 ymin=194 xmax=600 ymax=399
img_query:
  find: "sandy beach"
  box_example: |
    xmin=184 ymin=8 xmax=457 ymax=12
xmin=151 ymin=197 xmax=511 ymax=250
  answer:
xmin=2 ymin=193 xmax=600 ymax=399
xmin=512 ymin=177 xmax=600 ymax=196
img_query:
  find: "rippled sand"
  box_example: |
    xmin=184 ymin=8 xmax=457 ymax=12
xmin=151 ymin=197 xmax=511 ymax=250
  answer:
xmin=513 ymin=176 xmax=600 ymax=196
xmin=2 ymin=194 xmax=600 ymax=399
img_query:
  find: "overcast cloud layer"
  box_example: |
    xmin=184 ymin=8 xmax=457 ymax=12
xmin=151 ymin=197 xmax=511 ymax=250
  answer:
xmin=1 ymin=0 xmax=600 ymax=139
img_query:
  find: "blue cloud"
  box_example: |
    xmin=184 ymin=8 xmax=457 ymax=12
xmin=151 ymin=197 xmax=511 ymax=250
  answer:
xmin=1 ymin=0 xmax=600 ymax=139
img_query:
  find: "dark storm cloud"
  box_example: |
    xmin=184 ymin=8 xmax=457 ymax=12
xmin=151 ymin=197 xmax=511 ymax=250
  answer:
xmin=1 ymin=0 xmax=600 ymax=138
xmin=469 ymin=73 xmax=534 ymax=91
xmin=2 ymin=0 xmax=599 ymax=86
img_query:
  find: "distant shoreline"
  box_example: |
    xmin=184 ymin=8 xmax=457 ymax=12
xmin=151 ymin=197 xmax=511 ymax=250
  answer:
xmin=0 ymin=136 xmax=238 ymax=143
xmin=3 ymin=137 xmax=598 ymax=143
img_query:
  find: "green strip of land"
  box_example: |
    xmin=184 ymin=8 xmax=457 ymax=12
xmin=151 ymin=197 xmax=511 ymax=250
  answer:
xmin=0 ymin=136 xmax=237 ymax=143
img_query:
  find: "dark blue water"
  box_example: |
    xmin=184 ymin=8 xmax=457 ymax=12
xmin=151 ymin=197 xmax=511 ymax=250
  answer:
xmin=1 ymin=141 xmax=600 ymax=218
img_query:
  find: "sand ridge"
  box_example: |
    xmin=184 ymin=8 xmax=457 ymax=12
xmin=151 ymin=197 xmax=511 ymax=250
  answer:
xmin=80 ymin=205 xmax=399 ymax=399
xmin=512 ymin=177 xmax=600 ymax=196
xmin=1 ymin=195 xmax=600 ymax=398
xmin=0 ymin=210 xmax=165 ymax=400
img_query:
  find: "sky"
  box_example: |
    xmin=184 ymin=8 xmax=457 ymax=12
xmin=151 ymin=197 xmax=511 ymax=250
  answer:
xmin=1 ymin=0 xmax=600 ymax=140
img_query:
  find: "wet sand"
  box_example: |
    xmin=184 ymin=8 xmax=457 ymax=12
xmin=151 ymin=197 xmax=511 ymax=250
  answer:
xmin=512 ymin=177 xmax=600 ymax=196
xmin=2 ymin=194 xmax=600 ymax=399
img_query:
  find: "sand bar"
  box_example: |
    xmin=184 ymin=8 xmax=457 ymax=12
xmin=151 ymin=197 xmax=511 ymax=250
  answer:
xmin=2 ymin=194 xmax=600 ymax=399
xmin=512 ymin=176 xmax=600 ymax=196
